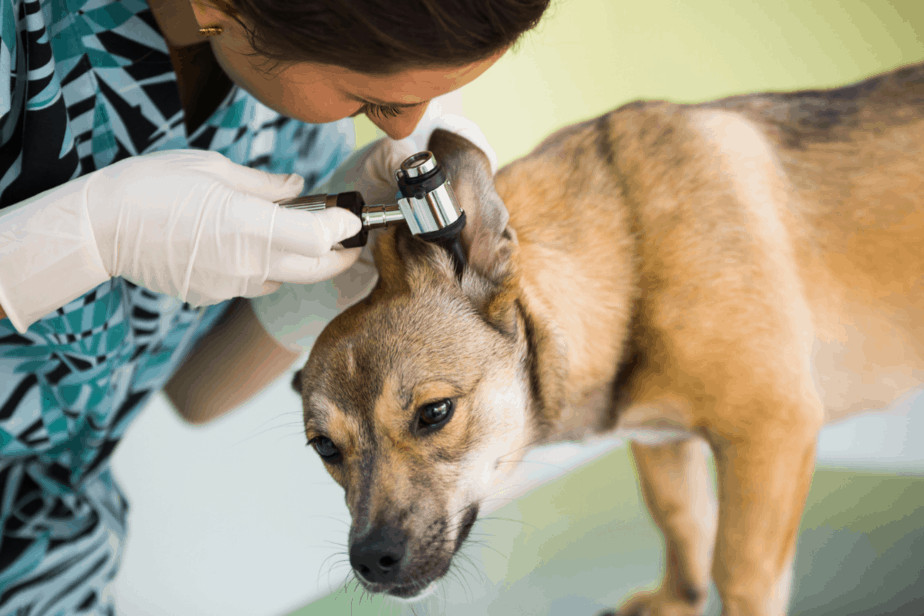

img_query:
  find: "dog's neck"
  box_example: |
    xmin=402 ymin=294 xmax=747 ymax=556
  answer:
xmin=493 ymin=138 xmax=642 ymax=441
xmin=505 ymin=228 xmax=641 ymax=443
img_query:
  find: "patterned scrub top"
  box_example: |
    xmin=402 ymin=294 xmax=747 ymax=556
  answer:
xmin=0 ymin=0 xmax=354 ymax=613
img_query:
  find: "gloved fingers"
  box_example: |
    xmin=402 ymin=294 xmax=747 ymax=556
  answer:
xmin=136 ymin=149 xmax=306 ymax=202
xmin=272 ymin=207 xmax=363 ymax=257
xmin=209 ymin=157 xmax=305 ymax=202
xmin=265 ymin=247 xmax=363 ymax=286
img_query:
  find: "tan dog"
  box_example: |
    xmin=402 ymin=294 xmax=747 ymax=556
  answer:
xmin=292 ymin=62 xmax=924 ymax=615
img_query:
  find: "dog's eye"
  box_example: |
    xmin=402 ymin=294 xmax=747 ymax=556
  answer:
xmin=310 ymin=436 xmax=341 ymax=462
xmin=417 ymin=399 xmax=455 ymax=431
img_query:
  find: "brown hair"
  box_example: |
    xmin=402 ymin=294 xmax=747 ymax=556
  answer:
xmin=223 ymin=0 xmax=551 ymax=74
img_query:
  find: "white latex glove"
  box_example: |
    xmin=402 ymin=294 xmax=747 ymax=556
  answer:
xmin=251 ymin=139 xmax=403 ymax=352
xmin=251 ymin=105 xmax=498 ymax=353
xmin=0 ymin=149 xmax=361 ymax=333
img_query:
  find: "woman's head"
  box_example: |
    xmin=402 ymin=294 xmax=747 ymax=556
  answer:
xmin=188 ymin=0 xmax=551 ymax=137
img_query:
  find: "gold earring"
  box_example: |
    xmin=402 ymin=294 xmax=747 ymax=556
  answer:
xmin=198 ymin=25 xmax=223 ymax=37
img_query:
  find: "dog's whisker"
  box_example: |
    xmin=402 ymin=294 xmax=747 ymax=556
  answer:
xmin=455 ymin=553 xmax=483 ymax=601
xmin=299 ymin=514 xmax=351 ymax=526
xmin=455 ymin=563 xmax=480 ymax=603
xmin=247 ymin=411 xmax=305 ymax=434
xmin=463 ymin=550 xmax=491 ymax=587
xmin=494 ymin=434 xmax=549 ymax=462
xmin=332 ymin=568 xmax=352 ymax=597
xmin=446 ymin=556 xmax=478 ymax=601
xmin=478 ymin=514 xmax=539 ymax=531
xmin=228 ymin=423 xmax=307 ymax=447
xmin=494 ymin=459 xmax=571 ymax=473
xmin=326 ymin=564 xmax=352 ymax=597
xmin=317 ymin=551 xmax=348 ymax=584
xmin=461 ymin=538 xmax=510 ymax=562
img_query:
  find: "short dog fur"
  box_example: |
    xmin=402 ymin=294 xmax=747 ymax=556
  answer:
xmin=292 ymin=62 xmax=924 ymax=615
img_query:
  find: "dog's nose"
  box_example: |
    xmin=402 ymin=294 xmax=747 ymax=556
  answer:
xmin=350 ymin=526 xmax=406 ymax=584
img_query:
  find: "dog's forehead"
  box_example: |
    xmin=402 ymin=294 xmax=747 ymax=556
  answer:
xmin=304 ymin=292 xmax=488 ymax=419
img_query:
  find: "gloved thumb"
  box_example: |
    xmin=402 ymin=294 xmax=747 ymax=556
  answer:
xmin=273 ymin=206 xmax=363 ymax=257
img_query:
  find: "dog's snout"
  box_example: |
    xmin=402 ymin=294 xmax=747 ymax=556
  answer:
xmin=350 ymin=526 xmax=407 ymax=585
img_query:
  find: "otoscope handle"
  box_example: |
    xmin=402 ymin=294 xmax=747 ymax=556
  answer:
xmin=276 ymin=191 xmax=368 ymax=248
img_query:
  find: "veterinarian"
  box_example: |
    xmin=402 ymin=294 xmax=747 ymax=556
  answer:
xmin=0 ymin=0 xmax=548 ymax=611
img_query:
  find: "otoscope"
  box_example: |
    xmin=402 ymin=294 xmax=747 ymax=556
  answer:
xmin=276 ymin=151 xmax=467 ymax=276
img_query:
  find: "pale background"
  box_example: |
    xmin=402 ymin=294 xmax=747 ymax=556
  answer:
xmin=111 ymin=1 xmax=924 ymax=615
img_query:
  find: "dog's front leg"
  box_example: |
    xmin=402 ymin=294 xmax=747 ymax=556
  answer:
xmin=602 ymin=438 xmax=718 ymax=616
xmin=708 ymin=416 xmax=818 ymax=616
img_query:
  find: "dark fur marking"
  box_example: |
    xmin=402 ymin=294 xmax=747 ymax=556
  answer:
xmin=452 ymin=503 xmax=479 ymax=554
xmin=397 ymin=383 xmax=414 ymax=412
xmin=407 ymin=457 xmax=435 ymax=492
xmin=477 ymin=286 xmax=518 ymax=340
xmin=517 ymin=299 xmax=550 ymax=434
xmin=353 ymin=450 xmax=379 ymax=527
xmin=713 ymin=61 xmax=924 ymax=149
xmin=431 ymin=445 xmax=456 ymax=463
xmin=606 ymin=301 xmax=644 ymax=431
xmin=324 ymin=346 xmax=384 ymax=424
xmin=290 ymin=369 xmax=301 ymax=394
xmin=396 ymin=226 xmax=430 ymax=262
xmin=681 ymin=585 xmax=704 ymax=605
xmin=650 ymin=124 xmax=676 ymax=150
xmin=595 ymin=113 xmax=617 ymax=170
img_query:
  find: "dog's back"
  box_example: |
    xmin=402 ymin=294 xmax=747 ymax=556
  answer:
xmin=493 ymin=62 xmax=924 ymax=427
xmin=732 ymin=64 xmax=924 ymax=419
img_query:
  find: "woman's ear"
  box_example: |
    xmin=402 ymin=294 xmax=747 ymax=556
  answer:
xmin=426 ymin=129 xmax=516 ymax=284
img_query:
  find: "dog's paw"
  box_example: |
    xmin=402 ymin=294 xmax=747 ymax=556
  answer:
xmin=596 ymin=588 xmax=705 ymax=616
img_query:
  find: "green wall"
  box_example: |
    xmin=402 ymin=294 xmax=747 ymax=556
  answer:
xmin=355 ymin=0 xmax=923 ymax=165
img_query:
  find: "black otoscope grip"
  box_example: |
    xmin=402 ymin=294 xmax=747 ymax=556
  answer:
xmin=276 ymin=190 xmax=368 ymax=248
xmin=332 ymin=191 xmax=367 ymax=248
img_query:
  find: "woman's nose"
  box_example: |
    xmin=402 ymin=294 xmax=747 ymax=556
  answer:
xmin=368 ymin=104 xmax=429 ymax=139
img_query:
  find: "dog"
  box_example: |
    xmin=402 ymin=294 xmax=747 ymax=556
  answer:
xmin=291 ymin=61 xmax=924 ymax=615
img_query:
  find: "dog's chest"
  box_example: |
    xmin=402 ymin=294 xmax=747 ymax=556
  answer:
xmin=611 ymin=401 xmax=699 ymax=443
xmin=552 ymin=387 xmax=699 ymax=444
xmin=811 ymin=333 xmax=924 ymax=423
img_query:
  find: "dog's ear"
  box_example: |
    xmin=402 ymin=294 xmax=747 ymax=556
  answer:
xmin=427 ymin=129 xmax=519 ymax=336
xmin=291 ymin=369 xmax=302 ymax=394
xmin=427 ymin=129 xmax=517 ymax=284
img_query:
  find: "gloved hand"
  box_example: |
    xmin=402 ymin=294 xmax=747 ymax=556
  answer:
xmin=251 ymin=138 xmax=400 ymax=352
xmin=251 ymin=104 xmax=497 ymax=353
xmin=0 ymin=149 xmax=361 ymax=333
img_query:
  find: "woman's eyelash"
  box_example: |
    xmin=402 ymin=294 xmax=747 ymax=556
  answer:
xmin=363 ymin=103 xmax=403 ymax=119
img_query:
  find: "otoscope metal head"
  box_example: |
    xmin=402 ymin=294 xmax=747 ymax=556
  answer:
xmin=394 ymin=151 xmax=466 ymax=239
xmin=276 ymin=151 xmax=467 ymax=274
